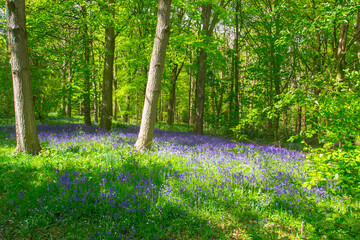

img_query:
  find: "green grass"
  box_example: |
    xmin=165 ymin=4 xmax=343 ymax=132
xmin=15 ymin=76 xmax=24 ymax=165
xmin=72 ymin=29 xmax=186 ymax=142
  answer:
xmin=0 ymin=121 xmax=359 ymax=239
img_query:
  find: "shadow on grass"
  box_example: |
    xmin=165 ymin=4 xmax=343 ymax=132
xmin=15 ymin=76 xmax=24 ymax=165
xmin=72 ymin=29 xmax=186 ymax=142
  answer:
xmin=0 ymin=152 xmax=230 ymax=239
xmin=1 ymin=124 xmax=357 ymax=239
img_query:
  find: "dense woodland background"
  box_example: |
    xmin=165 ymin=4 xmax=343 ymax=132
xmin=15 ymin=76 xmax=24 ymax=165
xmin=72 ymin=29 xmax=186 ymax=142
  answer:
xmin=0 ymin=0 xmax=359 ymax=147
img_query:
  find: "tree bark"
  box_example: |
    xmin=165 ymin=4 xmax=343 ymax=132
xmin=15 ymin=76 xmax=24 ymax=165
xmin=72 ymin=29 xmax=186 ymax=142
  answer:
xmin=188 ymin=50 xmax=196 ymax=125
xmin=99 ymin=0 xmax=115 ymax=131
xmin=113 ymin=76 xmax=118 ymax=121
xmin=354 ymin=10 xmax=360 ymax=64
xmin=82 ymin=5 xmax=91 ymax=126
xmin=336 ymin=21 xmax=349 ymax=84
xmin=167 ymin=62 xmax=183 ymax=126
xmin=6 ymin=0 xmax=41 ymax=154
xmin=91 ymin=37 xmax=99 ymax=123
xmin=135 ymin=0 xmax=172 ymax=150
xmin=194 ymin=4 xmax=212 ymax=135
xmin=66 ymin=67 xmax=72 ymax=118
xmin=233 ymin=0 xmax=241 ymax=125
xmin=113 ymin=54 xmax=118 ymax=121
xmin=194 ymin=1 xmax=228 ymax=134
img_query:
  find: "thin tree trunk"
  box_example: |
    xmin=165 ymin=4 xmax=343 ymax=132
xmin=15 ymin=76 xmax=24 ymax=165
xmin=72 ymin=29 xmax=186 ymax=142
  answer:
xmin=296 ymin=105 xmax=302 ymax=135
xmin=167 ymin=65 xmax=177 ymax=125
xmin=188 ymin=51 xmax=196 ymax=126
xmin=66 ymin=67 xmax=72 ymax=118
xmin=92 ymin=80 xmax=98 ymax=123
xmin=234 ymin=0 xmax=241 ymax=125
xmin=336 ymin=22 xmax=349 ymax=84
xmin=6 ymin=0 xmax=41 ymax=154
xmin=91 ymin=37 xmax=98 ymax=123
xmin=135 ymin=0 xmax=172 ymax=150
xmin=167 ymin=62 xmax=183 ymax=126
xmin=113 ymin=54 xmax=118 ymax=121
xmin=354 ymin=10 xmax=360 ymax=63
xmin=82 ymin=5 xmax=91 ymax=126
xmin=100 ymin=0 xmax=115 ymax=131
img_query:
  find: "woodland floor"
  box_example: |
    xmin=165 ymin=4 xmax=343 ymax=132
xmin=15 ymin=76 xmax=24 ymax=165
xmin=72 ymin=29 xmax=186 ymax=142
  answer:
xmin=0 ymin=118 xmax=359 ymax=239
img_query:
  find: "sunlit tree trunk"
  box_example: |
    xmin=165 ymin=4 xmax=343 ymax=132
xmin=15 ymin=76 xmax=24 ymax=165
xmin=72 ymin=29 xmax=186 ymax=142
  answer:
xmin=6 ymin=0 xmax=41 ymax=154
xmin=100 ymin=0 xmax=115 ymax=130
xmin=135 ymin=0 xmax=172 ymax=150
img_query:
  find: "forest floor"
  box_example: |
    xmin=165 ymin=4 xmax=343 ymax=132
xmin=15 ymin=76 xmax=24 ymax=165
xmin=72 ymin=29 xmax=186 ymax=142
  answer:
xmin=0 ymin=118 xmax=359 ymax=239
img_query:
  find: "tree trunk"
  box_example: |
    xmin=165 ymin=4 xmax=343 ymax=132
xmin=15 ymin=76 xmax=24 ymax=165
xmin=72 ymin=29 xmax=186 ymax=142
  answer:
xmin=354 ymin=10 xmax=360 ymax=64
xmin=135 ymin=0 xmax=172 ymax=150
xmin=194 ymin=2 xmax=226 ymax=134
xmin=336 ymin=22 xmax=349 ymax=84
xmin=113 ymin=54 xmax=118 ymax=121
xmin=82 ymin=5 xmax=91 ymax=126
xmin=113 ymin=78 xmax=118 ymax=121
xmin=188 ymin=51 xmax=196 ymax=126
xmin=92 ymin=80 xmax=98 ymax=123
xmin=195 ymin=47 xmax=207 ymax=134
xmin=296 ymin=105 xmax=302 ymax=135
xmin=6 ymin=0 xmax=41 ymax=154
xmin=194 ymin=4 xmax=212 ymax=135
xmin=234 ymin=0 xmax=241 ymax=125
xmin=167 ymin=65 xmax=177 ymax=125
xmin=167 ymin=62 xmax=183 ymax=126
xmin=99 ymin=0 xmax=115 ymax=131
xmin=91 ymin=38 xmax=99 ymax=123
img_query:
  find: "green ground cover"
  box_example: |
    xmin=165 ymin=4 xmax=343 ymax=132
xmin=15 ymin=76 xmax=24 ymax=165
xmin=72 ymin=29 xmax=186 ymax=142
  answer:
xmin=0 ymin=121 xmax=359 ymax=239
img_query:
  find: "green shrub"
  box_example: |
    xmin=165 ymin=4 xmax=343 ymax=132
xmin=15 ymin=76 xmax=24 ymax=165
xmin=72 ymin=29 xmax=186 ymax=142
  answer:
xmin=304 ymin=147 xmax=360 ymax=197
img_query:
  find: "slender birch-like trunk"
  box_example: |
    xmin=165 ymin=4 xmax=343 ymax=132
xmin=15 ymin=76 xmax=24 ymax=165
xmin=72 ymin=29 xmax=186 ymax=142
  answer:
xmin=135 ymin=0 xmax=172 ymax=150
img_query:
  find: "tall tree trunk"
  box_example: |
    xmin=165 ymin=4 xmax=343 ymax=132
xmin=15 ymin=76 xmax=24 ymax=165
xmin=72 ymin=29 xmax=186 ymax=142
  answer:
xmin=6 ymin=0 xmax=41 ymax=154
xmin=195 ymin=46 xmax=208 ymax=134
xmin=124 ymin=95 xmax=130 ymax=122
xmin=113 ymin=79 xmax=118 ymax=121
xmin=99 ymin=0 xmax=115 ymax=131
xmin=92 ymin=80 xmax=98 ymax=122
xmin=113 ymin=54 xmax=118 ymax=121
xmin=194 ymin=2 xmax=228 ymax=134
xmin=233 ymin=0 xmax=241 ymax=125
xmin=296 ymin=105 xmax=302 ymax=135
xmin=354 ymin=10 xmax=360 ymax=64
xmin=355 ymin=11 xmax=360 ymax=146
xmin=167 ymin=62 xmax=183 ymax=126
xmin=135 ymin=0 xmax=172 ymax=150
xmin=167 ymin=65 xmax=177 ymax=126
xmin=188 ymin=51 xmax=196 ymax=125
xmin=91 ymin=37 xmax=99 ymax=123
xmin=66 ymin=67 xmax=72 ymax=118
xmin=270 ymin=5 xmax=281 ymax=142
xmin=82 ymin=5 xmax=91 ymax=126
xmin=336 ymin=21 xmax=349 ymax=84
